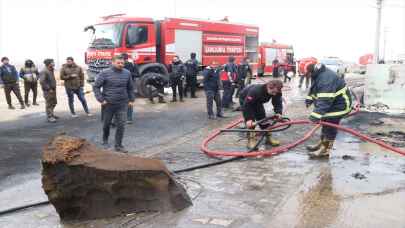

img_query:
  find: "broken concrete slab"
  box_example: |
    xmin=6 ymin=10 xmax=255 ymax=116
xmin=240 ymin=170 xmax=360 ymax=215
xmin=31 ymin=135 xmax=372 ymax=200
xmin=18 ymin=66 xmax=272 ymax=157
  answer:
xmin=41 ymin=135 xmax=192 ymax=221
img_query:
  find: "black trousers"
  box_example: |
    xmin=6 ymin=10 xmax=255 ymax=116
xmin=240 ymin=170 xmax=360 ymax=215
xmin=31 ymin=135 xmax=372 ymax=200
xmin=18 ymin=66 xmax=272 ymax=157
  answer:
xmin=205 ymin=90 xmax=222 ymax=116
xmin=102 ymin=103 xmax=127 ymax=147
xmin=148 ymin=84 xmax=165 ymax=102
xmin=321 ymin=118 xmax=341 ymax=140
xmin=242 ymin=103 xmax=268 ymax=129
xmin=171 ymin=78 xmax=184 ymax=100
xmin=4 ymin=83 xmax=24 ymax=106
xmin=235 ymin=80 xmax=245 ymax=98
xmin=184 ymin=74 xmax=197 ymax=97
xmin=222 ymin=81 xmax=234 ymax=108
xmin=24 ymin=81 xmax=38 ymax=104
xmin=299 ymin=76 xmax=310 ymax=88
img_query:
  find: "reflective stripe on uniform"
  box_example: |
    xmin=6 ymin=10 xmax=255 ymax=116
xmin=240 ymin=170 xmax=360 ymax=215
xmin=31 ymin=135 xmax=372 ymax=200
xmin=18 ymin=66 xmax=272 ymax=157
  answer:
xmin=310 ymin=87 xmax=351 ymax=119
xmin=317 ymin=86 xmax=347 ymax=98
xmin=323 ymin=91 xmax=351 ymax=117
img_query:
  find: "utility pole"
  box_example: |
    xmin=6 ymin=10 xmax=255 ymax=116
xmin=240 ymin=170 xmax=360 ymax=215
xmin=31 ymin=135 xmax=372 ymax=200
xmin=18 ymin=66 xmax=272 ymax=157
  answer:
xmin=382 ymin=27 xmax=389 ymax=61
xmin=403 ymin=6 xmax=405 ymax=61
xmin=0 ymin=0 xmax=3 ymax=57
xmin=374 ymin=0 xmax=383 ymax=63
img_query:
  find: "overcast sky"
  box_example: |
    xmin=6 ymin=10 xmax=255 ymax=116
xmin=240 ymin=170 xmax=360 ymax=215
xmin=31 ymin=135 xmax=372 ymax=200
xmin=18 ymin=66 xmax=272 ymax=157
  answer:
xmin=0 ymin=0 xmax=404 ymax=67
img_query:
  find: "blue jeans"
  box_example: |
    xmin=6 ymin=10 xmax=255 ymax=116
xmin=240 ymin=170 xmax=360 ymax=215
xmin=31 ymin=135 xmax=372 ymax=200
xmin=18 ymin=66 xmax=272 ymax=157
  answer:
xmin=65 ymin=87 xmax=89 ymax=114
xmin=127 ymin=106 xmax=134 ymax=121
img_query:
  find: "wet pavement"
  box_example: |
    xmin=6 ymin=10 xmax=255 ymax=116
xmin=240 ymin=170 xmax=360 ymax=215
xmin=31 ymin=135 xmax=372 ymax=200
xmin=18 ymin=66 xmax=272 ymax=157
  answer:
xmin=0 ymin=75 xmax=404 ymax=227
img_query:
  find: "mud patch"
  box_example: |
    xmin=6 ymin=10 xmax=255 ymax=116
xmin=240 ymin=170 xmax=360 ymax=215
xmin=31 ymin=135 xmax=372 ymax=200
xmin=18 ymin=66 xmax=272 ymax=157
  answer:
xmin=373 ymin=131 xmax=405 ymax=147
xmin=370 ymin=119 xmax=384 ymax=126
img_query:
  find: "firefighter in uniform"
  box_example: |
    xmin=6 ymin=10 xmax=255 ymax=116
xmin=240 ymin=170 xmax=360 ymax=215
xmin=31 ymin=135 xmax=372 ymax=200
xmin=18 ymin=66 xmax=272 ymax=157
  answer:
xmin=184 ymin=52 xmax=199 ymax=98
xmin=240 ymin=80 xmax=283 ymax=149
xmin=169 ymin=56 xmax=186 ymax=102
xmin=203 ymin=61 xmax=224 ymax=119
xmin=222 ymin=56 xmax=238 ymax=109
xmin=305 ymin=63 xmax=352 ymax=158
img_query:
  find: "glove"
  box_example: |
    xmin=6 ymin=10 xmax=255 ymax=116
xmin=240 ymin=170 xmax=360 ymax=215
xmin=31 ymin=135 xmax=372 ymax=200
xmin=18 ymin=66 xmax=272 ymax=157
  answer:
xmin=305 ymin=99 xmax=313 ymax=108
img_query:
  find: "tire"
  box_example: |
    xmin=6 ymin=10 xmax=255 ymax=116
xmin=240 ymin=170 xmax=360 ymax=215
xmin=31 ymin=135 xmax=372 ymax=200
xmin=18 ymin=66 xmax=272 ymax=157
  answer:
xmin=138 ymin=72 xmax=168 ymax=97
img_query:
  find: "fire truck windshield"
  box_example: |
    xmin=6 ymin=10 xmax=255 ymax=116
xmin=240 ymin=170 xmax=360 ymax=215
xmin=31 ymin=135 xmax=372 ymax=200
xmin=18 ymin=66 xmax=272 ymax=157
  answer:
xmin=88 ymin=23 xmax=124 ymax=49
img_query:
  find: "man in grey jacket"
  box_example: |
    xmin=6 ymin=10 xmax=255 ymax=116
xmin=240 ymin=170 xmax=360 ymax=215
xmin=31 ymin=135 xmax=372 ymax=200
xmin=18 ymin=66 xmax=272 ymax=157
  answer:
xmin=93 ymin=56 xmax=135 ymax=152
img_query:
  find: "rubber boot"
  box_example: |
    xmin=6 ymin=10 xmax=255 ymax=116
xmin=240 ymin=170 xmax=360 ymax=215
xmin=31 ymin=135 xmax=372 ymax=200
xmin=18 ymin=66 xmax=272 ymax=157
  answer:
xmin=265 ymin=132 xmax=280 ymax=146
xmin=306 ymin=136 xmax=323 ymax=152
xmin=308 ymin=139 xmax=334 ymax=159
xmin=247 ymin=132 xmax=257 ymax=150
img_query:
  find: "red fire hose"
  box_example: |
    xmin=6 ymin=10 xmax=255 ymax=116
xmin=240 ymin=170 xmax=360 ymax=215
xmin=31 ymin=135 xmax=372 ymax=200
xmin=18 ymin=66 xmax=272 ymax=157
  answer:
xmin=200 ymin=103 xmax=405 ymax=157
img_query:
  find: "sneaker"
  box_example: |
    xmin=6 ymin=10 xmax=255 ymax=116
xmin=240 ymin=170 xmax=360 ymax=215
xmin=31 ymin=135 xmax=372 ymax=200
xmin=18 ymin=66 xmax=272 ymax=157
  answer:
xmin=208 ymin=115 xmax=216 ymax=120
xmin=115 ymin=145 xmax=128 ymax=153
xmin=86 ymin=113 xmax=93 ymax=117
xmin=47 ymin=117 xmax=57 ymax=123
xmin=53 ymin=115 xmax=60 ymax=119
xmin=102 ymin=140 xmax=109 ymax=149
xmin=71 ymin=114 xmax=78 ymax=118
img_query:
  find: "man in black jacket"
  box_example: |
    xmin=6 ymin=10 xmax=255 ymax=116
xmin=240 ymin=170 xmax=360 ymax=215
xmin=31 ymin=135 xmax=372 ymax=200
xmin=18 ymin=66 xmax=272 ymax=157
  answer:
xmin=20 ymin=59 xmax=40 ymax=106
xmin=146 ymin=74 xmax=167 ymax=104
xmin=169 ymin=56 xmax=186 ymax=102
xmin=305 ymin=63 xmax=352 ymax=159
xmin=235 ymin=57 xmax=252 ymax=98
xmin=203 ymin=61 xmax=224 ymax=119
xmin=0 ymin=57 xmax=25 ymax=109
xmin=240 ymin=80 xmax=283 ymax=149
xmin=184 ymin=52 xmax=199 ymax=98
xmin=93 ymin=56 xmax=135 ymax=152
xmin=122 ymin=53 xmax=139 ymax=124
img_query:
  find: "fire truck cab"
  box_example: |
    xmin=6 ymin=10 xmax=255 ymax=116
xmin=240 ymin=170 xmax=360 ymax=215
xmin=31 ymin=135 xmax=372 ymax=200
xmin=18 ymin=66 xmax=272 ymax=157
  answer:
xmin=258 ymin=42 xmax=295 ymax=76
xmin=85 ymin=14 xmax=259 ymax=96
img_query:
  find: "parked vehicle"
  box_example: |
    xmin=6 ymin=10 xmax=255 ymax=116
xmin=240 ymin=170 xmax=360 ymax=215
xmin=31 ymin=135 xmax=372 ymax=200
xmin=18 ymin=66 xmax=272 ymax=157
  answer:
xmin=258 ymin=43 xmax=295 ymax=76
xmin=319 ymin=57 xmax=346 ymax=78
xmin=84 ymin=14 xmax=259 ymax=96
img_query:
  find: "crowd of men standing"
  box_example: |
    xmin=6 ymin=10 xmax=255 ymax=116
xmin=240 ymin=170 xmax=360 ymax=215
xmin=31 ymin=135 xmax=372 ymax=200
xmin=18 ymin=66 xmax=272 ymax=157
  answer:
xmin=0 ymin=53 xmax=253 ymax=152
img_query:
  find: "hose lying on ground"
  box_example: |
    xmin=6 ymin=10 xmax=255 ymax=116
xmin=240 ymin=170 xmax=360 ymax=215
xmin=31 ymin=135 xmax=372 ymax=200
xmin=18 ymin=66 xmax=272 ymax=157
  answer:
xmin=1 ymin=97 xmax=404 ymax=217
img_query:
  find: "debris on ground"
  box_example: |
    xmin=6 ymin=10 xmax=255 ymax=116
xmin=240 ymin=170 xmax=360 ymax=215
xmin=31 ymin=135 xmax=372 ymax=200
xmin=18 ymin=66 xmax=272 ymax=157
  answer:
xmin=373 ymin=131 xmax=405 ymax=147
xmin=352 ymin=172 xmax=367 ymax=180
xmin=370 ymin=119 xmax=384 ymax=126
xmin=41 ymin=135 xmax=192 ymax=221
xmin=342 ymin=155 xmax=355 ymax=160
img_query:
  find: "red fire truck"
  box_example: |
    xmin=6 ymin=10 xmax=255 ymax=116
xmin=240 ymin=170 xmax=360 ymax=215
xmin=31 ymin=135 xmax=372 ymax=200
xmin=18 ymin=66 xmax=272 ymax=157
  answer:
xmin=257 ymin=42 xmax=295 ymax=76
xmin=84 ymin=14 xmax=259 ymax=96
xmin=297 ymin=57 xmax=318 ymax=76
